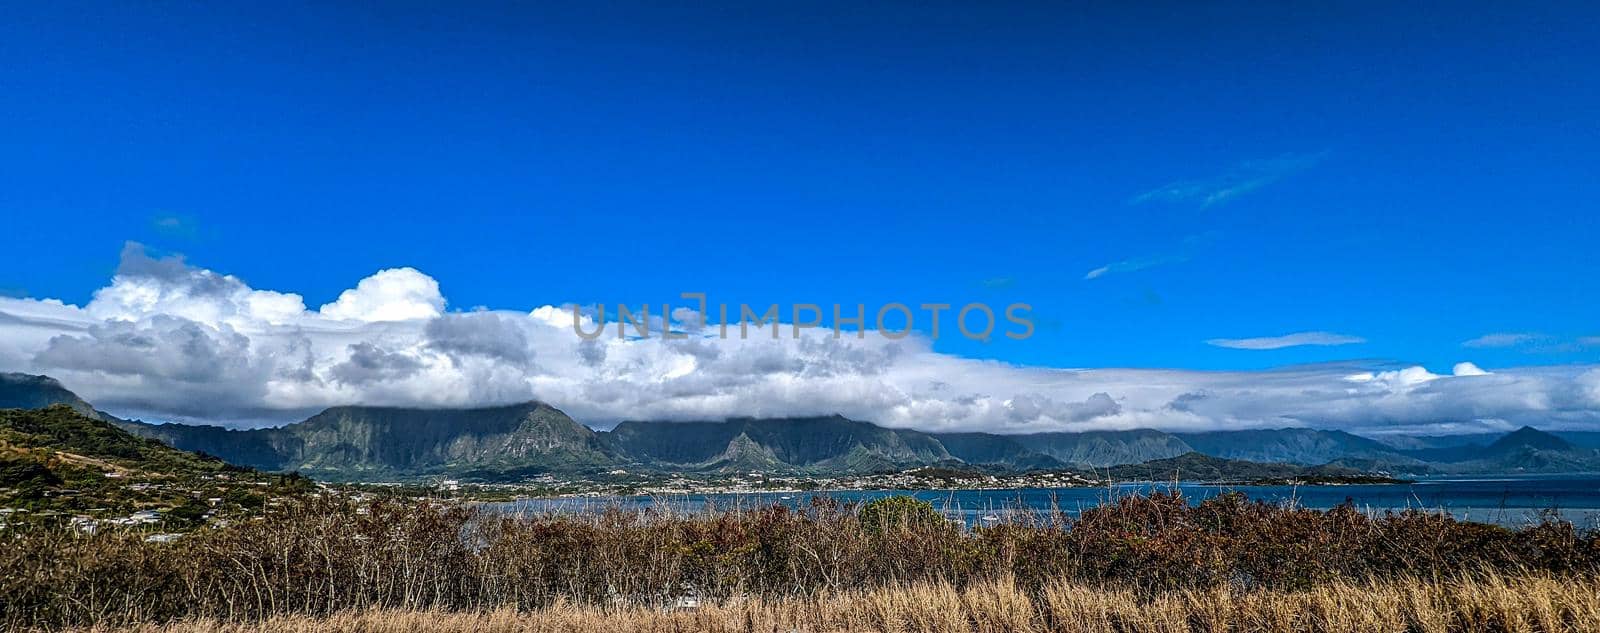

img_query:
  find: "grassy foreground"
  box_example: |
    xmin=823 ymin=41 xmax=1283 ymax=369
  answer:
xmin=73 ymin=574 xmax=1600 ymax=633
xmin=8 ymin=491 xmax=1600 ymax=630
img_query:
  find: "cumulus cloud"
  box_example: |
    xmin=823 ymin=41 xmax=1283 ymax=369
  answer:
xmin=318 ymin=268 xmax=444 ymax=322
xmin=1206 ymin=331 xmax=1367 ymax=350
xmin=425 ymin=312 xmax=534 ymax=365
xmin=330 ymin=342 xmax=425 ymax=385
xmin=0 ymin=243 xmax=1597 ymax=434
xmin=36 ymin=315 xmax=253 ymax=382
xmin=1005 ymin=393 xmax=1121 ymax=425
xmin=90 ymin=242 xmax=309 ymax=327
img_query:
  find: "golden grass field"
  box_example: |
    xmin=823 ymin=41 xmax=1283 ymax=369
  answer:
xmin=78 ymin=573 xmax=1600 ymax=633
xmin=14 ymin=494 xmax=1600 ymax=631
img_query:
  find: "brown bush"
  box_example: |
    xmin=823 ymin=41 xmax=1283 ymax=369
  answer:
xmin=4 ymin=490 xmax=1598 ymax=630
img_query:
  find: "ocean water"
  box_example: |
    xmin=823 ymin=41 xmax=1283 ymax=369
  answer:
xmin=492 ymin=475 xmax=1600 ymax=528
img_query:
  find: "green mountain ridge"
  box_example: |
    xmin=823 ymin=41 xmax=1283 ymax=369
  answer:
xmin=1 ymin=404 xmax=232 ymax=478
xmin=0 ymin=374 xmax=99 ymax=418
xmin=1021 ymin=429 xmax=1194 ymax=467
xmin=5 ymin=372 xmax=1599 ymax=480
xmin=1102 ymin=452 xmax=1408 ymax=484
xmin=1172 ymin=428 xmax=1413 ymax=465
xmin=928 ymin=432 xmax=1069 ymax=470
xmin=605 ymin=415 xmax=954 ymax=474
xmin=117 ymin=402 xmax=620 ymax=479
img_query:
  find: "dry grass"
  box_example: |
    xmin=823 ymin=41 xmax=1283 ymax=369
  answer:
xmin=10 ymin=493 xmax=1600 ymax=631
xmin=77 ymin=573 xmax=1600 ymax=633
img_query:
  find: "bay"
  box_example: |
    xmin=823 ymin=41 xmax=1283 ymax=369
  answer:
xmin=491 ymin=474 xmax=1600 ymax=528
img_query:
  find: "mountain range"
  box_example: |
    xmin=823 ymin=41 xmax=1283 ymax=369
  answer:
xmin=4 ymin=372 xmax=1600 ymax=480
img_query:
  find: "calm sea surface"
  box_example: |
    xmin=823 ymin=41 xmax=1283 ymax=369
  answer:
xmin=492 ymin=475 xmax=1600 ymax=528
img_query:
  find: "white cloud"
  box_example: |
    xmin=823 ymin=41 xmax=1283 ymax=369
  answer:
xmin=1462 ymin=332 xmax=1542 ymax=348
xmin=1130 ymin=152 xmax=1325 ymax=208
xmin=1083 ymin=255 xmax=1184 ymax=280
xmin=318 ymin=268 xmax=444 ymax=322
xmin=1206 ymin=331 xmax=1367 ymax=350
xmin=1084 ymin=232 xmax=1216 ymax=281
xmin=1462 ymin=332 xmax=1595 ymax=354
xmin=87 ymin=243 xmax=309 ymax=327
xmin=0 ymin=243 xmax=1597 ymax=434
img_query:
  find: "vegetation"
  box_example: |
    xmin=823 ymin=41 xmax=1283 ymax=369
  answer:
xmin=1 ymin=405 xmax=229 ymax=473
xmin=0 ymin=406 xmax=309 ymax=525
xmin=73 ymin=574 xmax=1600 ymax=633
xmin=1100 ymin=452 xmax=1412 ymax=484
xmin=12 ymin=374 xmax=1592 ymax=483
xmin=857 ymin=495 xmax=947 ymax=534
xmin=123 ymin=400 xmax=1600 ymax=480
xmin=4 ymin=389 xmax=1599 ymax=631
xmin=6 ymin=491 xmax=1600 ymax=630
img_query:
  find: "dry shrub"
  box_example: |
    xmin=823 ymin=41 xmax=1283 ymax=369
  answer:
xmin=69 ymin=575 xmax=1600 ymax=633
xmin=6 ymin=491 xmax=1600 ymax=630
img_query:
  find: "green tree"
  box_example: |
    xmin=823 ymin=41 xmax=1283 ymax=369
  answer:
xmin=858 ymin=495 xmax=944 ymax=535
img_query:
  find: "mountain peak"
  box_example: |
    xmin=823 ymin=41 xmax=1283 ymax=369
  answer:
xmin=1487 ymin=426 xmax=1571 ymax=453
xmin=0 ymin=372 xmax=99 ymax=418
xmin=320 ymin=400 xmax=554 ymax=415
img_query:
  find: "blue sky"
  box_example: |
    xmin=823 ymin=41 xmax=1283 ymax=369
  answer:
xmin=1 ymin=3 xmax=1598 ymax=428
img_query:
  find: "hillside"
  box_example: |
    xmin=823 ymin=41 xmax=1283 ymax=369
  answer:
xmin=120 ymin=402 xmax=622 ymax=480
xmin=1372 ymin=427 xmax=1600 ymax=472
xmin=1 ymin=404 xmax=228 ymax=475
xmin=1019 ymin=429 xmax=1194 ymax=467
xmin=1442 ymin=427 xmax=1600 ymax=473
xmin=1101 ymin=452 xmax=1409 ymax=484
xmin=0 ymin=405 xmax=300 ymax=525
xmin=0 ymin=373 xmax=100 ymax=418
xmin=116 ymin=420 xmax=294 ymax=471
xmin=604 ymin=415 xmax=953 ymax=473
xmin=1172 ymin=428 xmax=1413 ymax=465
xmin=6 ymin=372 xmax=1597 ymax=481
xmin=930 ymin=432 xmax=1069 ymax=470
xmin=1487 ymin=426 xmax=1574 ymax=453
